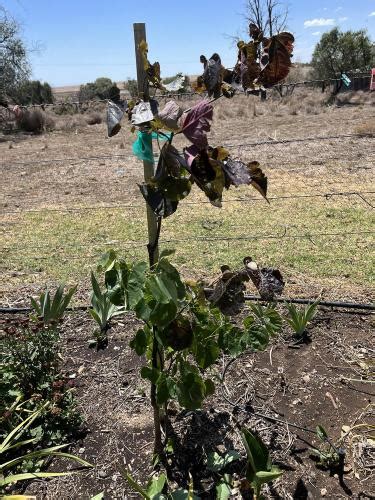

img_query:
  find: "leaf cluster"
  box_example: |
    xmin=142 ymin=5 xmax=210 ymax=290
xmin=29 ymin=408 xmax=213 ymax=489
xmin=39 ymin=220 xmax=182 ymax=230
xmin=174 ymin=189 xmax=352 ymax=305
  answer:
xmin=284 ymin=300 xmax=319 ymax=339
xmin=0 ymin=404 xmax=92 ymax=494
xmin=309 ymin=425 xmax=340 ymax=468
xmin=125 ymin=471 xmax=199 ymax=499
xmin=30 ymin=284 xmax=76 ymax=325
xmin=241 ymin=429 xmax=282 ymax=498
xmin=89 ymin=271 xmax=124 ymax=347
xmin=1 ymin=318 xmax=82 ymax=478
xmin=94 ymin=250 xmax=283 ymax=411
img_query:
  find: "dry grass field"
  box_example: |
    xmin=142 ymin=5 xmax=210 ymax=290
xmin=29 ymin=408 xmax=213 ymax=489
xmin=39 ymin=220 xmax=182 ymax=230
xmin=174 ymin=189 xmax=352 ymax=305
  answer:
xmin=1 ymin=88 xmax=374 ymax=499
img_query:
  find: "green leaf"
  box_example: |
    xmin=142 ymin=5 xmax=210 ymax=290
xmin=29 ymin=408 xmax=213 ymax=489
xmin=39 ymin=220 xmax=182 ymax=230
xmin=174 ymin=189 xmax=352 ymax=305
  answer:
xmin=30 ymin=296 xmax=41 ymax=315
xmin=316 ymin=425 xmax=328 ymax=442
xmin=124 ymin=472 xmax=149 ymax=499
xmin=146 ymin=473 xmax=167 ymax=497
xmin=246 ymin=326 xmax=270 ymax=351
xmin=141 ymin=366 xmax=160 ymax=384
xmin=241 ymin=429 xmax=269 ymax=475
xmin=204 ymin=378 xmax=215 ymax=396
xmin=194 ymin=339 xmax=220 ymax=369
xmin=127 ymin=262 xmax=147 ymax=309
xmin=147 ymin=275 xmax=175 ymax=304
xmin=159 ymin=249 xmax=176 ymax=259
xmin=59 ymin=285 xmax=77 ymax=317
xmin=97 ymin=249 xmax=117 ymax=272
xmin=105 ymin=268 xmax=118 ymax=289
xmin=170 ymin=490 xmax=200 ymax=500
xmin=134 ymin=297 xmax=152 ymax=322
xmin=89 ymin=309 xmax=102 ymax=328
xmin=177 ymin=371 xmax=206 ymax=410
xmin=90 ymin=492 xmax=105 ymax=500
xmin=130 ymin=328 xmax=150 ymax=356
xmin=0 ymin=472 xmax=76 ymax=487
xmin=255 ymin=468 xmax=283 ymax=483
xmin=219 ymin=327 xmax=247 ymax=357
xmin=216 ymin=475 xmax=232 ymax=500
xmin=50 ymin=283 xmax=64 ymax=318
xmin=156 ymin=259 xmax=185 ymax=300
xmin=156 ymin=373 xmax=176 ymax=405
xmin=91 ymin=271 xmax=103 ymax=299
xmin=150 ymin=302 xmax=177 ymax=328
xmin=107 ymin=284 xmax=124 ymax=306
xmin=206 ymin=450 xmax=240 ymax=472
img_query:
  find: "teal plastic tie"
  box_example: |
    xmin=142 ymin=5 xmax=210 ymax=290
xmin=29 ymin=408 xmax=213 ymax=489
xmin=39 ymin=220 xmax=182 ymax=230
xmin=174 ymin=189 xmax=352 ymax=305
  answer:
xmin=132 ymin=131 xmax=171 ymax=164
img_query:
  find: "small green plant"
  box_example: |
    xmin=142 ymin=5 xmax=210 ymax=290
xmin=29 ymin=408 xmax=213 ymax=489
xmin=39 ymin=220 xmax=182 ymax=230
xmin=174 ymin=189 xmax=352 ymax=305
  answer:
xmin=30 ymin=284 xmax=76 ymax=325
xmin=284 ymin=300 xmax=319 ymax=340
xmin=89 ymin=270 xmax=125 ymax=348
xmin=0 ymin=404 xmax=92 ymax=494
xmin=125 ymin=471 xmax=198 ymax=499
xmin=206 ymin=450 xmax=241 ymax=499
xmin=309 ymin=425 xmax=341 ymax=468
xmin=241 ymin=429 xmax=282 ymax=500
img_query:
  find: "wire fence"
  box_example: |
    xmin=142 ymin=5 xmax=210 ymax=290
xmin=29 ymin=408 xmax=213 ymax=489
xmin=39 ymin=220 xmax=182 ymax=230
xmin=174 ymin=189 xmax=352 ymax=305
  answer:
xmin=1 ymin=191 xmax=374 ymax=216
xmin=1 ymin=120 xmax=374 ymax=308
xmin=1 ymin=73 xmax=372 ymax=113
xmin=1 ymin=133 xmax=373 ymax=169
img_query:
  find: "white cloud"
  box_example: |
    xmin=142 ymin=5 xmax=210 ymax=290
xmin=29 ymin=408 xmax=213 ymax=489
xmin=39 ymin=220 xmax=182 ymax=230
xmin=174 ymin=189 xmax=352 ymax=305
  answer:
xmin=304 ymin=18 xmax=335 ymax=28
xmin=312 ymin=31 xmax=321 ymax=36
xmin=369 ymin=12 xmax=375 ymax=17
xmin=339 ymin=16 xmax=348 ymax=22
xmin=335 ymin=6 xmax=343 ymax=12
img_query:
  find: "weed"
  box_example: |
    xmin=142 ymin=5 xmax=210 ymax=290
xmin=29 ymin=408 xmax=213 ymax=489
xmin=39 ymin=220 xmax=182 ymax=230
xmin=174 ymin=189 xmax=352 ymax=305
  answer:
xmin=310 ymin=425 xmax=342 ymax=469
xmin=0 ymin=404 xmax=92 ymax=494
xmin=85 ymin=112 xmax=103 ymax=125
xmin=241 ymin=429 xmax=282 ymax=499
xmin=89 ymin=270 xmax=124 ymax=349
xmin=284 ymin=300 xmax=319 ymax=340
xmin=30 ymin=283 xmax=76 ymax=325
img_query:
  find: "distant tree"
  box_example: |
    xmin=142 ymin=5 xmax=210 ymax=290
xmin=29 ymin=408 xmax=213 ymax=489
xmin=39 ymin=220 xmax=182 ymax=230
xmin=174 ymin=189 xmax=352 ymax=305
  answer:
xmin=11 ymin=80 xmax=54 ymax=105
xmin=311 ymin=28 xmax=374 ymax=79
xmin=244 ymin=0 xmax=289 ymax=37
xmin=78 ymin=77 xmax=120 ymax=102
xmin=124 ymin=78 xmax=138 ymax=98
xmin=0 ymin=7 xmax=30 ymax=104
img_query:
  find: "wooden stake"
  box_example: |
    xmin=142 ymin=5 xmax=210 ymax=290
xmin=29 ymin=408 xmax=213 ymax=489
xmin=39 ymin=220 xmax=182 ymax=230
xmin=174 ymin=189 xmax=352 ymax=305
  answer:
xmin=133 ymin=23 xmax=159 ymax=266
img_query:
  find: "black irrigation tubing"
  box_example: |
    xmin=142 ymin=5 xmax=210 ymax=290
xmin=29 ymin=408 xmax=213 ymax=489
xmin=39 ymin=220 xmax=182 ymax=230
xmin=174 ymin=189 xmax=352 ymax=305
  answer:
xmin=1 ymin=133 xmax=373 ymax=168
xmin=1 ymin=293 xmax=374 ymax=315
xmin=2 ymin=191 xmax=374 ymax=215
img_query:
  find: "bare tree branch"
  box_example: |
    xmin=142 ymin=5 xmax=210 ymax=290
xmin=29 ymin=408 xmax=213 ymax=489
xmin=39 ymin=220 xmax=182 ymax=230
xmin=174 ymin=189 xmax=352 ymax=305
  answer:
xmin=244 ymin=0 xmax=289 ymax=38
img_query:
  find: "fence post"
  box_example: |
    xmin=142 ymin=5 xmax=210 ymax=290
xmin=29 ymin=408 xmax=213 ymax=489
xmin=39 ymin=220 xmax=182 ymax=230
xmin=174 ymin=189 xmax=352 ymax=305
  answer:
xmin=133 ymin=23 xmax=160 ymax=267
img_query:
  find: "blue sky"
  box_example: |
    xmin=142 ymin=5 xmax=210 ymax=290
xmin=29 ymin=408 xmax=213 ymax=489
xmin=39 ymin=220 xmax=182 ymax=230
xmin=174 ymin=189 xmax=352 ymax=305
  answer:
xmin=2 ymin=0 xmax=375 ymax=86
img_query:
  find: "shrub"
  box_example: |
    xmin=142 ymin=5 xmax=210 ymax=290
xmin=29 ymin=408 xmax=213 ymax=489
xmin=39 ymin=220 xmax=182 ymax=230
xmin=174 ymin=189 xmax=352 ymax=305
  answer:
xmin=124 ymin=78 xmax=138 ymax=97
xmin=78 ymin=77 xmax=120 ymax=102
xmin=0 ymin=288 xmax=82 ymax=479
xmin=11 ymin=80 xmax=54 ymax=106
xmin=55 ymin=114 xmax=87 ymax=131
xmin=355 ymin=120 xmax=375 ymax=137
xmin=85 ymin=111 xmax=103 ymax=125
xmin=16 ymin=109 xmax=55 ymax=133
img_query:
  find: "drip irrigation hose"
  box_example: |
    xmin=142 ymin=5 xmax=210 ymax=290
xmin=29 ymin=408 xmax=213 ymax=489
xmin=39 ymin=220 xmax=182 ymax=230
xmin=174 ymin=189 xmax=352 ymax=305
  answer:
xmin=0 ymin=295 xmax=374 ymax=314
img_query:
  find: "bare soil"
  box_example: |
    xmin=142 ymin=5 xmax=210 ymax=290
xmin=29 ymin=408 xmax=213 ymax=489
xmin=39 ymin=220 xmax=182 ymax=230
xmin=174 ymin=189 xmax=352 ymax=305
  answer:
xmin=2 ymin=307 xmax=373 ymax=499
